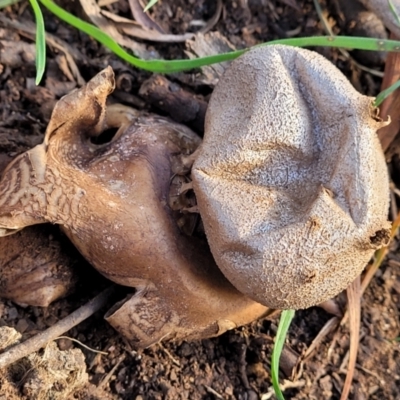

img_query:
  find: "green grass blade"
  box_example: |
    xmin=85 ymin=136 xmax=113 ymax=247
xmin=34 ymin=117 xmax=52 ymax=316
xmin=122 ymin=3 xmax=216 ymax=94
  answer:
xmin=271 ymin=310 xmax=295 ymax=400
xmin=39 ymin=0 xmax=400 ymax=74
xmin=0 ymin=0 xmax=22 ymax=8
xmin=143 ymin=0 xmax=159 ymax=12
xmin=374 ymin=78 xmax=400 ymax=107
xmin=30 ymin=0 xmax=46 ymax=84
xmin=388 ymin=0 xmax=400 ymax=27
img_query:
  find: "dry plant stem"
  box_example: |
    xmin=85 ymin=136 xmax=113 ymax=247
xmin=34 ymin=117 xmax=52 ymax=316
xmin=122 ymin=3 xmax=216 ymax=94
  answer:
xmin=313 ymin=0 xmax=384 ymax=77
xmin=139 ymin=75 xmax=207 ymax=134
xmin=100 ymin=10 xmax=194 ymax=42
xmin=0 ymin=15 xmax=85 ymax=85
xmin=337 ymin=209 xmax=399 ymax=382
xmin=79 ymin=0 xmax=155 ymax=59
xmin=99 ymin=353 xmax=126 ymax=388
xmin=361 ymin=210 xmax=400 ymax=294
xmin=128 ymin=0 xmax=165 ymax=33
xmin=102 ymin=0 xmax=221 ymax=42
xmin=379 ymin=32 xmax=400 ymax=119
xmin=299 ymin=317 xmax=340 ymax=364
xmin=378 ymin=42 xmax=400 ymax=150
xmin=0 ymin=286 xmax=115 ymax=370
xmin=199 ymin=0 xmax=223 ymax=34
xmin=340 ymin=276 xmax=361 ymax=400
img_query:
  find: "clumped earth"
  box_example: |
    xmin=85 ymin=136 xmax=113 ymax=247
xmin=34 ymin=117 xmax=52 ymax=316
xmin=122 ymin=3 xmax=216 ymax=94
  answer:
xmin=0 ymin=0 xmax=399 ymax=399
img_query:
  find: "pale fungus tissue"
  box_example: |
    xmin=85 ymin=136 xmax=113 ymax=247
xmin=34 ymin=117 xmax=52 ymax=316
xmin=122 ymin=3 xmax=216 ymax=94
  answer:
xmin=0 ymin=45 xmax=391 ymax=346
xmin=192 ymin=45 xmax=391 ymax=310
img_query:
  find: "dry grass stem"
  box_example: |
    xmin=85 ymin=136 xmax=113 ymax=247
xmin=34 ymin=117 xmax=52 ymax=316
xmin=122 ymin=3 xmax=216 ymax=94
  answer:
xmin=0 ymin=286 xmax=115 ymax=370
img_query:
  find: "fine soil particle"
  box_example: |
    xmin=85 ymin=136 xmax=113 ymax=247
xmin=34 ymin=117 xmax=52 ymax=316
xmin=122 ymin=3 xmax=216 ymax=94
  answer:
xmin=0 ymin=1 xmax=398 ymax=399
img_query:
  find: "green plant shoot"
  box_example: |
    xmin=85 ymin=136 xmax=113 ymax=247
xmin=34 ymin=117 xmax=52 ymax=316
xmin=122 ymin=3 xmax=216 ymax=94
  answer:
xmin=0 ymin=0 xmax=22 ymax=8
xmin=374 ymin=78 xmax=400 ymax=107
xmin=143 ymin=0 xmax=159 ymax=12
xmin=271 ymin=310 xmax=295 ymax=400
xmin=29 ymin=0 xmax=46 ymax=84
xmin=388 ymin=0 xmax=400 ymax=27
xmin=39 ymin=0 xmax=400 ymax=73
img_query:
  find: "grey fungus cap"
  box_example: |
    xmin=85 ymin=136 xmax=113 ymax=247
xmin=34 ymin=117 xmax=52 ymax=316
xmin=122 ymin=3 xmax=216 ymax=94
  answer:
xmin=192 ymin=45 xmax=391 ymax=309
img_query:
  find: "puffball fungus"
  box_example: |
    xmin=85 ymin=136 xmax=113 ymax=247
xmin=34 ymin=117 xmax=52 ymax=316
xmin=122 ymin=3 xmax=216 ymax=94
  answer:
xmin=192 ymin=45 xmax=391 ymax=309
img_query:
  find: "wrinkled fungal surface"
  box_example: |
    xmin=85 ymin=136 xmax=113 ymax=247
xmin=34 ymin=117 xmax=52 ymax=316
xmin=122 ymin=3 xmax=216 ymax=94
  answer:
xmin=0 ymin=68 xmax=270 ymax=347
xmin=0 ymin=225 xmax=78 ymax=307
xmin=192 ymin=45 xmax=391 ymax=309
xmin=0 ymin=146 xmax=78 ymax=307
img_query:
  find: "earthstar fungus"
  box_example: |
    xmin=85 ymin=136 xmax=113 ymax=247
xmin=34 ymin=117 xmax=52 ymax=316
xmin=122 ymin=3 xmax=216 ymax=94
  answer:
xmin=0 ymin=67 xmax=269 ymax=347
xmin=0 ymin=45 xmax=391 ymax=345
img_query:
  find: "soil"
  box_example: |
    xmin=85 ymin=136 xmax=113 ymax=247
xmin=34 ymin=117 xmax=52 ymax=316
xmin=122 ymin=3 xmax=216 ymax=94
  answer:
xmin=0 ymin=0 xmax=399 ymax=399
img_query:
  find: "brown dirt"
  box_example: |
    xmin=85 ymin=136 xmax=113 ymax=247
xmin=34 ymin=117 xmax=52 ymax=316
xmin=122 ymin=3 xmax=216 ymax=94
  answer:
xmin=0 ymin=0 xmax=399 ymax=399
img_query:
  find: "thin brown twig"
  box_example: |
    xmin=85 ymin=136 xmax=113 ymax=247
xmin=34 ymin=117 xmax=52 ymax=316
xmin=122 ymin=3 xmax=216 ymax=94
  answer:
xmin=361 ymin=210 xmax=400 ymax=295
xmin=100 ymin=9 xmax=194 ymax=43
xmin=98 ymin=353 xmax=126 ymax=388
xmin=312 ymin=0 xmax=384 ymax=78
xmin=340 ymin=276 xmax=361 ymax=400
xmin=378 ymin=39 xmax=400 ymax=151
xmin=55 ymin=336 xmax=108 ymax=355
xmin=0 ymin=15 xmax=86 ymax=86
xmin=128 ymin=0 xmax=165 ymax=33
xmin=0 ymin=286 xmax=115 ymax=370
xmin=301 ymin=317 xmax=340 ymax=364
xmin=199 ymin=0 xmax=223 ymax=34
xmin=79 ymin=0 xmax=155 ymax=59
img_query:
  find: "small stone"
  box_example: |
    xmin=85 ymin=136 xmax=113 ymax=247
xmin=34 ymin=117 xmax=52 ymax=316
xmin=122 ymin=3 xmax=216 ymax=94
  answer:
xmin=248 ymin=390 xmax=258 ymax=400
xmin=15 ymin=319 xmax=29 ymax=334
xmin=7 ymin=307 xmax=18 ymax=320
xmin=57 ymin=337 xmax=73 ymax=351
xmin=169 ymin=369 xmax=177 ymax=382
xmin=225 ymin=386 xmax=233 ymax=396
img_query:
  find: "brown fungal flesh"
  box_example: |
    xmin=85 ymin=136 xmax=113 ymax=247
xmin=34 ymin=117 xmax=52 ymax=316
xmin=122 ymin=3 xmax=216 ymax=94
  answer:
xmin=0 ymin=139 xmax=77 ymax=307
xmin=192 ymin=45 xmax=391 ymax=310
xmin=0 ymin=67 xmax=270 ymax=347
xmin=0 ymin=225 xmax=78 ymax=307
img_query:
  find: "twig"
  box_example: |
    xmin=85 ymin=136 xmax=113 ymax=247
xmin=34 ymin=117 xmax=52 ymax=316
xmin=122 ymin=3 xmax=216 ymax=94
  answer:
xmin=361 ymin=210 xmax=400 ymax=295
xmin=378 ymin=33 xmax=400 ymax=151
xmin=204 ymin=385 xmax=224 ymax=399
xmin=128 ymin=0 xmax=165 ymax=33
xmin=99 ymin=353 xmax=126 ymax=388
xmin=261 ymin=379 xmax=306 ymax=400
xmin=199 ymin=0 xmax=223 ymax=34
xmin=0 ymin=286 xmax=115 ymax=370
xmin=101 ymin=10 xmax=194 ymax=42
xmin=0 ymin=15 xmax=85 ymax=86
xmin=55 ymin=336 xmax=108 ymax=355
xmin=79 ymin=0 xmax=156 ymax=59
xmin=340 ymin=276 xmax=361 ymax=400
xmin=379 ymin=33 xmax=400 ymax=120
xmin=312 ymin=0 xmax=384 ymax=77
xmin=301 ymin=317 xmax=340 ymax=363
xmin=159 ymin=343 xmax=180 ymax=367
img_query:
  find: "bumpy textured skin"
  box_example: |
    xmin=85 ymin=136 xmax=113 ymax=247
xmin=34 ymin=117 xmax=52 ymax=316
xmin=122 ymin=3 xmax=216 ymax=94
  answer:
xmin=192 ymin=45 xmax=391 ymax=309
